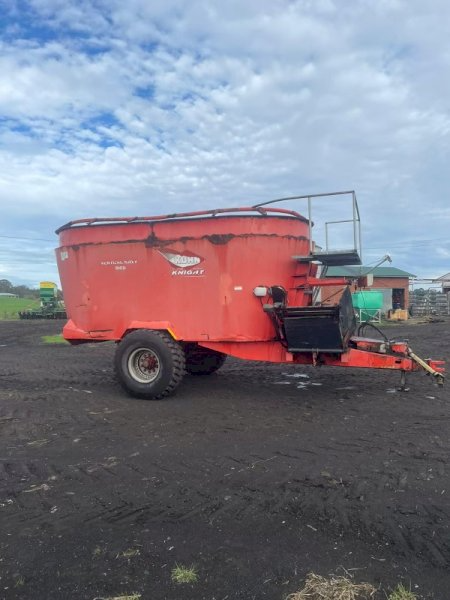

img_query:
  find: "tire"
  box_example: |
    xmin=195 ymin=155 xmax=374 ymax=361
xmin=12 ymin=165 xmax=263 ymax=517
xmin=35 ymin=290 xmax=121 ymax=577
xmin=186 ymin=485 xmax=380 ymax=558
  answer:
xmin=114 ymin=330 xmax=185 ymax=399
xmin=184 ymin=343 xmax=227 ymax=376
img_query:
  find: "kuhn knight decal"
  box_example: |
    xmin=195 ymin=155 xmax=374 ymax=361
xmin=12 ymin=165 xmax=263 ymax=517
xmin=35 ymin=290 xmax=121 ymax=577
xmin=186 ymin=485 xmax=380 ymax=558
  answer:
xmin=158 ymin=249 xmax=205 ymax=276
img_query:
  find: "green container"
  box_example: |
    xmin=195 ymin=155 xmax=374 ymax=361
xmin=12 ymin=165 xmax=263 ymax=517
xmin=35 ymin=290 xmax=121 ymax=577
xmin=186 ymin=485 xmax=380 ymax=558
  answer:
xmin=352 ymin=291 xmax=383 ymax=321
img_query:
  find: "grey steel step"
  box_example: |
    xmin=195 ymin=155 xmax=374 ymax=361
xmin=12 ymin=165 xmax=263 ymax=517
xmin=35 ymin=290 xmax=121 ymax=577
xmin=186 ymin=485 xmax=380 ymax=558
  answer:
xmin=293 ymin=249 xmax=362 ymax=266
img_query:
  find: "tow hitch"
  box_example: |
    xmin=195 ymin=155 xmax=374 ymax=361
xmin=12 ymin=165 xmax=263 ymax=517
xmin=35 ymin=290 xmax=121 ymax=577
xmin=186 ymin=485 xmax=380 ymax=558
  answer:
xmin=349 ymin=337 xmax=446 ymax=391
xmin=348 ymin=323 xmax=445 ymax=391
xmin=408 ymin=350 xmax=445 ymax=386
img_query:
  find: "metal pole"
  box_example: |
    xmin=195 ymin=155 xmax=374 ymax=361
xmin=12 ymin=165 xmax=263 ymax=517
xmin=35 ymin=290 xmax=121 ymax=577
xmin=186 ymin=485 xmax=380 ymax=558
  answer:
xmin=358 ymin=216 xmax=362 ymax=261
xmin=355 ymin=192 xmax=362 ymax=260
xmin=352 ymin=192 xmax=357 ymax=251
xmin=308 ymin=196 xmax=312 ymax=254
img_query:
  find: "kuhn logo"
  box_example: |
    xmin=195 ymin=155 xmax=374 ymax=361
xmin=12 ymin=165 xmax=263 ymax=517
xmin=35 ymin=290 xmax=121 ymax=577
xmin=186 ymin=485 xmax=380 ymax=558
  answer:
xmin=159 ymin=249 xmax=202 ymax=268
xmin=158 ymin=249 xmax=205 ymax=276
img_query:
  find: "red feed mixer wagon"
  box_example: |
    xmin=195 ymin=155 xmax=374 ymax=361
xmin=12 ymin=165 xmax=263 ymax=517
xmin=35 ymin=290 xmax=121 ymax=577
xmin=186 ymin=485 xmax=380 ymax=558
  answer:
xmin=56 ymin=191 xmax=445 ymax=399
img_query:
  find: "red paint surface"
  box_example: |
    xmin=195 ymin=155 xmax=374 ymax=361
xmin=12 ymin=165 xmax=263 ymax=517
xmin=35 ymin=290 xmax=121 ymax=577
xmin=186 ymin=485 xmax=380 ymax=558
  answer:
xmin=57 ymin=212 xmax=311 ymax=344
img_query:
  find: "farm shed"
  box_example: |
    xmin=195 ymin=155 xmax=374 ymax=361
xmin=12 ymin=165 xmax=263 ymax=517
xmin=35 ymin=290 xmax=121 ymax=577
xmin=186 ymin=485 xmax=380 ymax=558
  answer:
xmin=321 ymin=266 xmax=416 ymax=313
xmin=434 ymin=272 xmax=450 ymax=294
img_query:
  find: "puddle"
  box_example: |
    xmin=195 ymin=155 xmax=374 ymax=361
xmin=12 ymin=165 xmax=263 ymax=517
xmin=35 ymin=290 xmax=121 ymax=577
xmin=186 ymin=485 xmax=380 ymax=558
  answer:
xmin=282 ymin=373 xmax=310 ymax=378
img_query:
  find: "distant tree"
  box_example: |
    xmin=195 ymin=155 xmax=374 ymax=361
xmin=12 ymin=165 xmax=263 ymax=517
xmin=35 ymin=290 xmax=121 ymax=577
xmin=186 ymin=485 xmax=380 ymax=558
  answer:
xmin=412 ymin=288 xmax=426 ymax=297
xmin=14 ymin=284 xmax=39 ymax=299
xmin=0 ymin=280 xmax=41 ymax=298
xmin=0 ymin=279 xmax=13 ymax=292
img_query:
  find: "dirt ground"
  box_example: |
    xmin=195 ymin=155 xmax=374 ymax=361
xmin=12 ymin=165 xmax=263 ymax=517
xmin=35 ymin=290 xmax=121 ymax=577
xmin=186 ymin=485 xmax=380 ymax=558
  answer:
xmin=0 ymin=319 xmax=449 ymax=600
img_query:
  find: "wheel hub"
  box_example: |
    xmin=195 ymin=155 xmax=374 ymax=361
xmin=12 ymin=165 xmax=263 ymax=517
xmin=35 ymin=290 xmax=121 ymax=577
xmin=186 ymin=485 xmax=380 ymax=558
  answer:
xmin=128 ymin=348 xmax=161 ymax=383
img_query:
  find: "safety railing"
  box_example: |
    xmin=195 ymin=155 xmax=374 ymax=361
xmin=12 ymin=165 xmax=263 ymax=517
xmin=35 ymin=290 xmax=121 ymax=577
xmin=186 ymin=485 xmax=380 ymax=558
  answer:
xmin=55 ymin=206 xmax=306 ymax=234
xmin=254 ymin=190 xmax=362 ymax=262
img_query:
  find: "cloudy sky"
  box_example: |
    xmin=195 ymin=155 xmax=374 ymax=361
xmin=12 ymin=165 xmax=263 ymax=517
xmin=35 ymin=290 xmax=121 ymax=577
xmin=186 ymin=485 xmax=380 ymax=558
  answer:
xmin=1 ymin=0 xmax=449 ymax=287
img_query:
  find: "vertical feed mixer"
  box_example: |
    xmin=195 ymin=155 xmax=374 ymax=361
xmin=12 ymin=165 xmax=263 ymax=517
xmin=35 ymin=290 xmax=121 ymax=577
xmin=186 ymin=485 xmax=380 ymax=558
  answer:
xmin=56 ymin=191 xmax=445 ymax=399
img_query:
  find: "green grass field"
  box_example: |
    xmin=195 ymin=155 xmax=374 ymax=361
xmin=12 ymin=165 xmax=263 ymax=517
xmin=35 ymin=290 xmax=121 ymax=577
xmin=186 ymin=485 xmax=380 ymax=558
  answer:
xmin=41 ymin=334 xmax=68 ymax=345
xmin=0 ymin=297 xmax=40 ymax=319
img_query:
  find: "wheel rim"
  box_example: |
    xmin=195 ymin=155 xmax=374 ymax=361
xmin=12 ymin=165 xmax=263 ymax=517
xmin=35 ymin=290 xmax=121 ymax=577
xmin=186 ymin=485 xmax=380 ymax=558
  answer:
xmin=128 ymin=347 xmax=161 ymax=383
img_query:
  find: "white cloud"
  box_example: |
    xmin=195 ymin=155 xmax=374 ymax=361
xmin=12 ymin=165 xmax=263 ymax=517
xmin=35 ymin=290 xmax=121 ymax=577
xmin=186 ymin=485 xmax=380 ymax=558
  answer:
xmin=0 ymin=0 xmax=450 ymax=283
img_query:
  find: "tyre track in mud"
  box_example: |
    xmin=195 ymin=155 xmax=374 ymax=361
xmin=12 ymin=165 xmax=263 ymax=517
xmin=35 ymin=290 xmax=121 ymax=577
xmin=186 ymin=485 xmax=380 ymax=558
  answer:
xmin=1 ymin=319 xmax=450 ymax=597
xmin=2 ymin=435 xmax=450 ymax=567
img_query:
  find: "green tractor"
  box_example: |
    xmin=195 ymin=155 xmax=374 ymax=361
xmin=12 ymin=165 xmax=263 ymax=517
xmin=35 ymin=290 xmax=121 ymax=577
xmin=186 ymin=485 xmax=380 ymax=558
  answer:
xmin=19 ymin=282 xmax=67 ymax=320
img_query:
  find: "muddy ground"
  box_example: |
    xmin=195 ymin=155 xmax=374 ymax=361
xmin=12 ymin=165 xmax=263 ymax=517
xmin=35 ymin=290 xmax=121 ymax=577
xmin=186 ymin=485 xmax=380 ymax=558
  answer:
xmin=0 ymin=319 xmax=449 ymax=600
